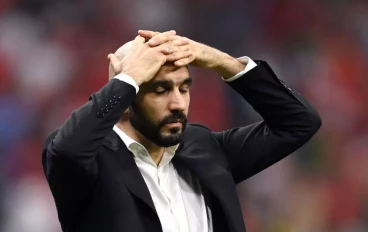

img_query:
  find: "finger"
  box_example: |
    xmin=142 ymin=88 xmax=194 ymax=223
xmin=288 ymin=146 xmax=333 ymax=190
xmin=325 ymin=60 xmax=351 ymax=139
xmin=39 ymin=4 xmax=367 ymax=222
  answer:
xmin=131 ymin=35 xmax=146 ymax=48
xmin=147 ymin=35 xmax=189 ymax=49
xmin=166 ymin=51 xmax=193 ymax=62
xmin=177 ymin=45 xmax=190 ymax=51
xmin=170 ymin=37 xmax=190 ymax=46
xmin=107 ymin=53 xmax=121 ymax=72
xmin=152 ymin=42 xmax=180 ymax=55
xmin=139 ymin=29 xmax=175 ymax=35
xmin=161 ymin=45 xmax=180 ymax=55
xmin=158 ymin=44 xmax=189 ymax=55
xmin=138 ymin=30 xmax=160 ymax=38
xmin=174 ymin=56 xmax=195 ymax=66
xmin=148 ymin=30 xmax=177 ymax=47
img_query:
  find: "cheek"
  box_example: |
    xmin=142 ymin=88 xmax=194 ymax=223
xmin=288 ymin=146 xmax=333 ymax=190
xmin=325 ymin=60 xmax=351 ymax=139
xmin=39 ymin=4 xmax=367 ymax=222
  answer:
xmin=141 ymin=97 xmax=166 ymax=121
xmin=185 ymin=94 xmax=190 ymax=113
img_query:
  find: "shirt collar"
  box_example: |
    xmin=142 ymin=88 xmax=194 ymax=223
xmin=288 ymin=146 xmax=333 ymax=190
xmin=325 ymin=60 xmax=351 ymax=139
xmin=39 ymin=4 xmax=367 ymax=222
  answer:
xmin=113 ymin=125 xmax=179 ymax=166
xmin=113 ymin=125 xmax=139 ymax=151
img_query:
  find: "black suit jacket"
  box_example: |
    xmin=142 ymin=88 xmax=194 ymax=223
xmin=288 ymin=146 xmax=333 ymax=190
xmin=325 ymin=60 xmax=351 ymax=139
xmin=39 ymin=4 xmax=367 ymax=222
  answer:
xmin=42 ymin=61 xmax=321 ymax=232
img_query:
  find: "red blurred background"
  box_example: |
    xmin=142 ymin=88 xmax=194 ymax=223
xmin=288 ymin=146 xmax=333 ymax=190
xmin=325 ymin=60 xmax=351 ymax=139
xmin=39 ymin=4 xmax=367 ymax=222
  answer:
xmin=1 ymin=0 xmax=368 ymax=231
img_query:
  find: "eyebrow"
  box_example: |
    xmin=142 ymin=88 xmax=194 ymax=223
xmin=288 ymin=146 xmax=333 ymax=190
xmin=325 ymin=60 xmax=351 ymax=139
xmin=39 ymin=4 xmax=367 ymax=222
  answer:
xmin=150 ymin=77 xmax=192 ymax=88
xmin=182 ymin=77 xmax=192 ymax=86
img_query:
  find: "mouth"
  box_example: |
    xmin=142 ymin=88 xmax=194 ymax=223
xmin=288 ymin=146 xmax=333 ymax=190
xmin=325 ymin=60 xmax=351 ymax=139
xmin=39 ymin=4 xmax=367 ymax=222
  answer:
xmin=165 ymin=122 xmax=182 ymax=127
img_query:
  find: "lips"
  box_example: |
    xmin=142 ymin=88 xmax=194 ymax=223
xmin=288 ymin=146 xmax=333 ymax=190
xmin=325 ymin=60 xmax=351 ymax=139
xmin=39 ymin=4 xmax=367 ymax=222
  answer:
xmin=166 ymin=120 xmax=183 ymax=124
xmin=165 ymin=122 xmax=182 ymax=127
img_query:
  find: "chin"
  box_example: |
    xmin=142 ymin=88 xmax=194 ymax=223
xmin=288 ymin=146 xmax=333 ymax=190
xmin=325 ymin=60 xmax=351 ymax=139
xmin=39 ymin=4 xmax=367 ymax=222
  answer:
xmin=163 ymin=126 xmax=182 ymax=135
xmin=161 ymin=127 xmax=183 ymax=136
xmin=155 ymin=132 xmax=183 ymax=147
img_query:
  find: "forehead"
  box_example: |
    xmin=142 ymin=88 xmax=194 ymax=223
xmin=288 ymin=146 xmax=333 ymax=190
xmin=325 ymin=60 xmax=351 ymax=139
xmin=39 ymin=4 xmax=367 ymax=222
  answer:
xmin=151 ymin=64 xmax=190 ymax=83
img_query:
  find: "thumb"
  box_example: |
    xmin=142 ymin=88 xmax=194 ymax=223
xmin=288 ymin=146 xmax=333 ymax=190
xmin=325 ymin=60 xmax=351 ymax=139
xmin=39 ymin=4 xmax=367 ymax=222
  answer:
xmin=108 ymin=53 xmax=121 ymax=73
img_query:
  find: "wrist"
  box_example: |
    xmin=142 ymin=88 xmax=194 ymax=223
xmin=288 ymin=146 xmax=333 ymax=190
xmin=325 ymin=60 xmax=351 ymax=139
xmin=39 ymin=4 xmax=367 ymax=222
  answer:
xmin=211 ymin=53 xmax=247 ymax=79
xmin=120 ymin=72 xmax=143 ymax=86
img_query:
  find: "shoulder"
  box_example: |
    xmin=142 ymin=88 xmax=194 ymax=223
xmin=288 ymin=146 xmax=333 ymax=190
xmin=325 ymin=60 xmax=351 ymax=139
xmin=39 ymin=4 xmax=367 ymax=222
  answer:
xmin=183 ymin=123 xmax=217 ymax=143
xmin=186 ymin=123 xmax=212 ymax=133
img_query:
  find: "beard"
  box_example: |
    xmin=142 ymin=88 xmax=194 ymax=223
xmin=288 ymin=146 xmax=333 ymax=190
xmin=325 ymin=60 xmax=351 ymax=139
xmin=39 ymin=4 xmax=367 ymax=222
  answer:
xmin=129 ymin=102 xmax=188 ymax=147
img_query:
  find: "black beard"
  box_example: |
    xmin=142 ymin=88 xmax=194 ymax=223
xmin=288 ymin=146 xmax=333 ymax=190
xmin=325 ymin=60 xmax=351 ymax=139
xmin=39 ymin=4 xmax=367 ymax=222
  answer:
xmin=129 ymin=102 xmax=188 ymax=147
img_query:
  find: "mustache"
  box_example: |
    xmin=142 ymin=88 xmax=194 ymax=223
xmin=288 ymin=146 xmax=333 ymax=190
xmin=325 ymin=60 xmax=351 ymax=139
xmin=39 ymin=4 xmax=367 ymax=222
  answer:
xmin=159 ymin=111 xmax=187 ymax=127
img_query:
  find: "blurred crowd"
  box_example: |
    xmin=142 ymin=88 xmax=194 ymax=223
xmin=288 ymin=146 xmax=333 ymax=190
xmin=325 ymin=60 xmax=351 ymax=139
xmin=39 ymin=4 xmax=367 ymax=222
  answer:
xmin=1 ymin=0 xmax=368 ymax=231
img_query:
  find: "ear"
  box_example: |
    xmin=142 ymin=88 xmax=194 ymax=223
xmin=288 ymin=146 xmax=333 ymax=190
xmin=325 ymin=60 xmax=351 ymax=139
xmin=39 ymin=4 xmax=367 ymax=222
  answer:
xmin=108 ymin=61 xmax=117 ymax=80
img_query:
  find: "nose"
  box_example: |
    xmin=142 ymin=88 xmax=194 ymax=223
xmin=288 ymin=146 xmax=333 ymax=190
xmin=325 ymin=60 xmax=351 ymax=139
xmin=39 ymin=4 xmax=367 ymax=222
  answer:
xmin=167 ymin=89 xmax=186 ymax=112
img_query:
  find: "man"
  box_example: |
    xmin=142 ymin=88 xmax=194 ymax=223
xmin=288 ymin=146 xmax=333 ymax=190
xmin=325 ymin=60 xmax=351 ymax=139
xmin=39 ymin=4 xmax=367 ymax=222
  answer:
xmin=42 ymin=30 xmax=321 ymax=232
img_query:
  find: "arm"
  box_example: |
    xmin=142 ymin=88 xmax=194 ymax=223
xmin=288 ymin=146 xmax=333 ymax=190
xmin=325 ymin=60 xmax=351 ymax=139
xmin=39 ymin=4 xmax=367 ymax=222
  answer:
xmin=44 ymin=79 xmax=136 ymax=170
xmin=42 ymin=79 xmax=136 ymax=229
xmin=213 ymin=60 xmax=321 ymax=184
xmin=44 ymin=31 xmax=189 ymax=173
xmin=136 ymin=31 xmax=321 ymax=183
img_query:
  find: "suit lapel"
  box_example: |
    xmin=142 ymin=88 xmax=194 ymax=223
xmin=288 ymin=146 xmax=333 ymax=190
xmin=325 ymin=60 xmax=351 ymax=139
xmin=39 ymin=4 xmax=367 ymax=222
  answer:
xmin=173 ymin=141 xmax=246 ymax=232
xmin=102 ymin=131 xmax=157 ymax=214
xmin=102 ymin=129 xmax=246 ymax=232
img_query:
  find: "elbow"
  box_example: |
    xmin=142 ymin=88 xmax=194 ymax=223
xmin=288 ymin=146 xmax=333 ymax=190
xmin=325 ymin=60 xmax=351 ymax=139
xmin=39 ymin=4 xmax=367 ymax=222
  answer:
xmin=310 ymin=105 xmax=322 ymax=130
xmin=304 ymin=107 xmax=322 ymax=138
xmin=43 ymin=129 xmax=75 ymax=158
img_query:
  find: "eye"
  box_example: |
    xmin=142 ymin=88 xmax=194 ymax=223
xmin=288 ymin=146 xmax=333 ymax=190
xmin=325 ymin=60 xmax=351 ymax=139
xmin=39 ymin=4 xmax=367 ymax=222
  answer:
xmin=179 ymin=85 xmax=190 ymax=93
xmin=155 ymin=87 xmax=167 ymax=94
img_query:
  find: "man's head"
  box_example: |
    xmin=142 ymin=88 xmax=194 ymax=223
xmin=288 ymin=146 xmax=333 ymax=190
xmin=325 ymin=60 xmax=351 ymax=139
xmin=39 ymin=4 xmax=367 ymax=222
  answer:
xmin=110 ymin=41 xmax=191 ymax=147
xmin=108 ymin=41 xmax=133 ymax=81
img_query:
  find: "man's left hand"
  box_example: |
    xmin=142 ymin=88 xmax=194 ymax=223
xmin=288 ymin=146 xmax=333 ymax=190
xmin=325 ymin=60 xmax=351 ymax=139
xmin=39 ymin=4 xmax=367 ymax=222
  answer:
xmin=138 ymin=30 xmax=247 ymax=79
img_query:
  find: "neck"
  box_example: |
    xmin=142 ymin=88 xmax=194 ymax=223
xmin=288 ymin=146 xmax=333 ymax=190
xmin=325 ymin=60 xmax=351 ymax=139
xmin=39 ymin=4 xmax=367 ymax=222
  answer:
xmin=116 ymin=119 xmax=165 ymax=165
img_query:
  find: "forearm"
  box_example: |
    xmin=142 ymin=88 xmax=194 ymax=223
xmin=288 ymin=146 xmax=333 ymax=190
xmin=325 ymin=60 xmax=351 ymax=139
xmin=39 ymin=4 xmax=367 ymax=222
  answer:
xmin=210 ymin=52 xmax=247 ymax=79
xmin=213 ymin=61 xmax=321 ymax=182
xmin=228 ymin=61 xmax=321 ymax=135
xmin=49 ymin=79 xmax=136 ymax=161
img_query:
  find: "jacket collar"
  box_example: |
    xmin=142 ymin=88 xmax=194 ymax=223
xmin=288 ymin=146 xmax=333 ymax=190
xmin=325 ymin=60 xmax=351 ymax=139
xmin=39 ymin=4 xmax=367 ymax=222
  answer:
xmin=102 ymin=128 xmax=245 ymax=232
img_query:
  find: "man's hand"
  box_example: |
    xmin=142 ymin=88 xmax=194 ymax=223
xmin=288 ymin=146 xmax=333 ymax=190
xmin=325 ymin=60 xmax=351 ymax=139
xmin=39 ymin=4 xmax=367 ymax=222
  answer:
xmin=108 ymin=31 xmax=193 ymax=85
xmin=138 ymin=30 xmax=210 ymax=67
xmin=138 ymin=30 xmax=247 ymax=79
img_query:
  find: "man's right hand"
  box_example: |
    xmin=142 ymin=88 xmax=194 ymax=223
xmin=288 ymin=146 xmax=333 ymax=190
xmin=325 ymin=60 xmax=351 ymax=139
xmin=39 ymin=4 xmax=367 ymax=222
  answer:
xmin=107 ymin=31 xmax=192 ymax=86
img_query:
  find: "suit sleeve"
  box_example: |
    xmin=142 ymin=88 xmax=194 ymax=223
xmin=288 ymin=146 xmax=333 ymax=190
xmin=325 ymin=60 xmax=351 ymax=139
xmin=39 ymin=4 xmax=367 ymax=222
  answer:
xmin=212 ymin=61 xmax=321 ymax=184
xmin=45 ymin=79 xmax=136 ymax=166
xmin=42 ymin=79 xmax=136 ymax=227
